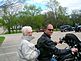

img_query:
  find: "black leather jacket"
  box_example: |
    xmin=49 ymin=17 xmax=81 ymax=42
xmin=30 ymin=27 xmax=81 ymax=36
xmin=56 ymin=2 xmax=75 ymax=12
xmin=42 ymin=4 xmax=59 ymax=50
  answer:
xmin=36 ymin=33 xmax=71 ymax=61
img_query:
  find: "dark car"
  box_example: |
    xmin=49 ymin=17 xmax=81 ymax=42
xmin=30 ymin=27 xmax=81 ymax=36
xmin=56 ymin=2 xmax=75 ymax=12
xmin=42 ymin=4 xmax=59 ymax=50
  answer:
xmin=75 ymin=25 xmax=81 ymax=32
xmin=60 ymin=25 xmax=73 ymax=32
xmin=36 ymin=29 xmax=44 ymax=32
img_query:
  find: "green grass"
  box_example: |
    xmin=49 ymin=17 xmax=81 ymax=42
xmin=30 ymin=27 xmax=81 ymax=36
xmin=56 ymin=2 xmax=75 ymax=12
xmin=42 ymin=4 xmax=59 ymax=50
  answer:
xmin=0 ymin=36 xmax=5 ymax=43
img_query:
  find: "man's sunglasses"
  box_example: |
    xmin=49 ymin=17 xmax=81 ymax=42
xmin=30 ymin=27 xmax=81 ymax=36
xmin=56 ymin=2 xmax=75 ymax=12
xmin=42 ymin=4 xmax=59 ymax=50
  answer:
xmin=47 ymin=29 xmax=53 ymax=31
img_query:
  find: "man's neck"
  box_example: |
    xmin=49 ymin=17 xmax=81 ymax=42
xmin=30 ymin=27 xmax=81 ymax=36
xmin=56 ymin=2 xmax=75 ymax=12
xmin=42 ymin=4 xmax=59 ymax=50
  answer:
xmin=44 ymin=32 xmax=51 ymax=38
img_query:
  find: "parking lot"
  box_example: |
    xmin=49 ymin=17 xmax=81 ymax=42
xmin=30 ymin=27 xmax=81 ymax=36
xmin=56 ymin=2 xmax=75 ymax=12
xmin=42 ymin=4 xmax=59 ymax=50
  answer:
xmin=0 ymin=31 xmax=81 ymax=61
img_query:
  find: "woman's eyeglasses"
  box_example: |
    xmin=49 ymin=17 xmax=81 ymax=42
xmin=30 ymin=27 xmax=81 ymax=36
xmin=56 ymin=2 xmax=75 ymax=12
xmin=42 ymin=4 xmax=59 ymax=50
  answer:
xmin=47 ymin=29 xmax=53 ymax=31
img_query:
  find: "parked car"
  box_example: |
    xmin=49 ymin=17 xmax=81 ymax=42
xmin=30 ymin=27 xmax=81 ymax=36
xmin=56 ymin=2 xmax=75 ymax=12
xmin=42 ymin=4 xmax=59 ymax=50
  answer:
xmin=36 ymin=29 xmax=44 ymax=32
xmin=60 ymin=25 xmax=73 ymax=32
xmin=75 ymin=25 xmax=81 ymax=32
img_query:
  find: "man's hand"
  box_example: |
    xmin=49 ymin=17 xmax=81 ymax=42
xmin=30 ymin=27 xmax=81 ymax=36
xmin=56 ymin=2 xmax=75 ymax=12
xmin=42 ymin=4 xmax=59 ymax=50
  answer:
xmin=54 ymin=41 xmax=60 ymax=44
xmin=71 ymin=48 xmax=78 ymax=54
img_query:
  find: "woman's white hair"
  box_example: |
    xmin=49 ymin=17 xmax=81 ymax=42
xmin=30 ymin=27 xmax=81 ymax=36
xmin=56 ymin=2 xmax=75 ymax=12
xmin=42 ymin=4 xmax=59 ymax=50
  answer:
xmin=21 ymin=26 xmax=32 ymax=35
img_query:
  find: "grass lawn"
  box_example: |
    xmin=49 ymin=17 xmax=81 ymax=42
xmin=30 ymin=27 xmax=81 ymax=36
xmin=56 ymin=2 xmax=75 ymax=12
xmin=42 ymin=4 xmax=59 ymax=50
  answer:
xmin=0 ymin=36 xmax=5 ymax=43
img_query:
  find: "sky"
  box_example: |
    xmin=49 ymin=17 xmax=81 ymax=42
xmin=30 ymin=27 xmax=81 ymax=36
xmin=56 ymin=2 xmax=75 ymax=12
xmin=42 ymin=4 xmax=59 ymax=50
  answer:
xmin=24 ymin=0 xmax=81 ymax=14
xmin=57 ymin=0 xmax=81 ymax=13
xmin=0 ymin=0 xmax=81 ymax=14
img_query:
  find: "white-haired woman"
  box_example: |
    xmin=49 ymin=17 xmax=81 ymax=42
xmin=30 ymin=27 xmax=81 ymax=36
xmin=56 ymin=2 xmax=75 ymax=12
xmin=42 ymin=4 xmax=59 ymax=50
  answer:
xmin=18 ymin=26 xmax=40 ymax=61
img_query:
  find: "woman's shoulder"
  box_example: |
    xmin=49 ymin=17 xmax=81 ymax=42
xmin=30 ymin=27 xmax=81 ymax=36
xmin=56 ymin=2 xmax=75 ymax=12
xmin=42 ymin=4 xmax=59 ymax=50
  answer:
xmin=22 ymin=39 xmax=35 ymax=46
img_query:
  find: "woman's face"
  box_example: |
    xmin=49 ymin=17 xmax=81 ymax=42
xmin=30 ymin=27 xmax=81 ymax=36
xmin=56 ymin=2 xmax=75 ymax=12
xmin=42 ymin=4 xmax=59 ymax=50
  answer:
xmin=25 ymin=29 xmax=32 ymax=36
xmin=27 ymin=31 xmax=32 ymax=36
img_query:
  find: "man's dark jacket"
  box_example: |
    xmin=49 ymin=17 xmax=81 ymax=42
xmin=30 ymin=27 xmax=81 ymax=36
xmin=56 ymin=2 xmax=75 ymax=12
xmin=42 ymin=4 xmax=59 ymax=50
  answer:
xmin=36 ymin=33 xmax=71 ymax=61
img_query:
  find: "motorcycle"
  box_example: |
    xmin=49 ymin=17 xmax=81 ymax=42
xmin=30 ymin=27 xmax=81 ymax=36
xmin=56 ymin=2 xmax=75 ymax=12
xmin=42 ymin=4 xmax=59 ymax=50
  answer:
xmin=55 ymin=33 xmax=81 ymax=61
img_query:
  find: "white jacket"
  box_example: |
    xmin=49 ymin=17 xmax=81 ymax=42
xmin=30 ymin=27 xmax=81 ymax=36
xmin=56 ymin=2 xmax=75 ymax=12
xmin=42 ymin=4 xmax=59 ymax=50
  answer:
xmin=18 ymin=36 xmax=40 ymax=61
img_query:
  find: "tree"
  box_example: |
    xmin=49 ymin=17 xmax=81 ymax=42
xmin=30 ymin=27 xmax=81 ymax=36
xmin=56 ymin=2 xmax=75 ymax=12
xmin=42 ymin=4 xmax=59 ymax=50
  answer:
xmin=46 ymin=0 xmax=72 ymax=28
xmin=0 ymin=0 xmax=24 ymax=33
xmin=58 ymin=6 xmax=68 ymax=16
xmin=70 ymin=10 xmax=81 ymax=26
xmin=23 ymin=5 xmax=42 ymax=16
xmin=32 ymin=15 xmax=45 ymax=29
xmin=57 ymin=6 xmax=71 ymax=26
xmin=46 ymin=0 xmax=61 ymax=29
xmin=17 ymin=5 xmax=43 ymax=29
xmin=46 ymin=0 xmax=59 ymax=20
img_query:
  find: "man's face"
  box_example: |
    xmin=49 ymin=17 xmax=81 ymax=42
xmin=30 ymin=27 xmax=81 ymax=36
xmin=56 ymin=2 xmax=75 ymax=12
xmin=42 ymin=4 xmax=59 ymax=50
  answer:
xmin=45 ymin=24 xmax=53 ymax=36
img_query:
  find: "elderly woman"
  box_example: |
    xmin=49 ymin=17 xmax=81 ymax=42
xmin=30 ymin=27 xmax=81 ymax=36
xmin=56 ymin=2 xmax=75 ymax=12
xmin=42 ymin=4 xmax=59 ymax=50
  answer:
xmin=18 ymin=26 xmax=40 ymax=61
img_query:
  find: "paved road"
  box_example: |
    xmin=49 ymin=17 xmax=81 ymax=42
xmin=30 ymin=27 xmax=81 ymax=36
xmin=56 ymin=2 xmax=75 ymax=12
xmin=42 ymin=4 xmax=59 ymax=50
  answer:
xmin=0 ymin=27 xmax=4 ymax=34
xmin=0 ymin=31 xmax=81 ymax=61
